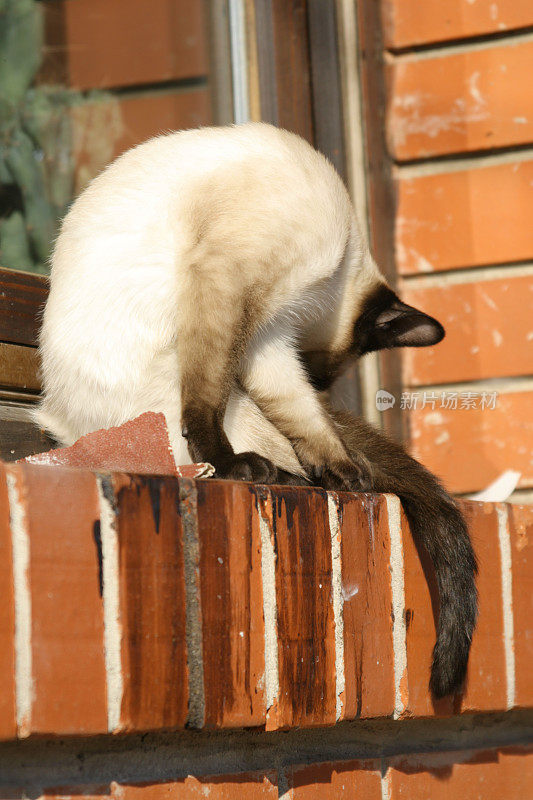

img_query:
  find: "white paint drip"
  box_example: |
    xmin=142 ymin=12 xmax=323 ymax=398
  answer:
xmin=424 ymin=412 xmax=444 ymax=426
xmin=6 ymin=468 xmax=33 ymax=737
xmin=386 ymin=495 xmax=407 ymax=720
xmin=468 ymin=71 xmax=486 ymax=107
xmin=496 ymin=505 xmax=516 ymax=709
xmin=258 ymin=508 xmax=279 ymax=712
xmin=327 ymin=493 xmax=345 ymax=722
xmin=97 ymin=479 xmax=123 ymax=732
xmin=481 ymin=290 xmax=498 ymax=310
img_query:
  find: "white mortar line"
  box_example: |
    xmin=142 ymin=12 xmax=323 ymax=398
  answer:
xmin=396 ymin=147 xmax=533 ymax=179
xmin=179 ymin=481 xmax=205 ymax=729
xmin=380 ymin=763 xmax=392 ymax=800
xmin=97 ymin=478 xmax=123 ymax=733
xmin=405 ymin=375 xmax=533 ymax=394
xmin=401 ymin=262 xmax=533 ymax=289
xmin=6 ymin=467 xmax=33 ymax=737
xmin=497 ymin=505 xmax=516 ymax=710
xmin=385 ymin=495 xmax=407 ymax=719
xmin=327 ymin=492 xmax=345 ymax=722
xmin=277 ymin=764 xmax=291 ymax=799
xmin=258 ymin=501 xmax=279 ymax=714
xmin=388 ymin=28 xmax=533 ymax=61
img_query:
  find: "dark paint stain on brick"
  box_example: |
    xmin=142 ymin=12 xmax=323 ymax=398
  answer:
xmin=147 ymin=477 xmax=161 ymax=534
xmin=195 ymin=481 xmax=234 ymax=726
xmin=273 ymin=487 xmax=336 ymax=726
xmin=117 ymin=477 xmax=188 ymax=730
xmin=92 ymin=519 xmax=104 ymax=598
xmin=99 ymin=474 xmax=117 ymax=510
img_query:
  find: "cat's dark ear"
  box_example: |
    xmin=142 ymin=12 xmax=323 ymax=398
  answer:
xmin=354 ymin=284 xmax=445 ymax=355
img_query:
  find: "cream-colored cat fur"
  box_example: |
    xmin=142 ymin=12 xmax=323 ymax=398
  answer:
xmin=36 ymin=123 xmax=383 ymax=473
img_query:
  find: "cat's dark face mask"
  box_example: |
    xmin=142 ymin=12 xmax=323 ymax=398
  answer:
xmin=301 ymin=283 xmax=444 ymax=391
xmin=351 ymin=283 xmax=444 ymax=357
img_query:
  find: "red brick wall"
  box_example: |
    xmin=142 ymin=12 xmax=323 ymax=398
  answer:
xmin=372 ymin=2 xmax=533 ymax=497
xmin=40 ymin=0 xmax=213 ymax=192
xmin=0 ymin=463 xmax=532 ymax=796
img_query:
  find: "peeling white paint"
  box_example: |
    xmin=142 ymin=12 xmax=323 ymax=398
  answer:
xmin=409 ymin=249 xmax=434 ymax=273
xmin=342 ymin=583 xmax=359 ymax=601
xmin=480 ymin=290 xmax=498 ymax=310
xmin=424 ymin=412 xmax=444 ymax=426
xmin=492 ymin=329 xmax=503 ymax=347
xmin=392 ymin=89 xmax=489 ymax=149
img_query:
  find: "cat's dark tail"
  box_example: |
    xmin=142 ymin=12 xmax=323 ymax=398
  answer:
xmin=331 ymin=411 xmax=478 ymax=699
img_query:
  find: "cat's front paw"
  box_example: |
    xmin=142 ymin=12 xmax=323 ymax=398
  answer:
xmin=215 ymin=451 xmax=278 ymax=483
xmin=313 ymin=457 xmax=374 ymax=493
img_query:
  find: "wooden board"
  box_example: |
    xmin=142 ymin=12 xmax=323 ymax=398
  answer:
xmin=0 ymin=268 xmax=48 ymax=348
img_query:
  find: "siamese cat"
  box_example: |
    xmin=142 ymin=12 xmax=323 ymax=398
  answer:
xmin=36 ymin=122 xmax=477 ymax=698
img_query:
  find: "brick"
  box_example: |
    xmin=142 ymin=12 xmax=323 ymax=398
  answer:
xmin=401 ymin=504 xmax=455 ymax=717
xmin=27 ymin=412 xmax=172 ymax=475
xmin=396 ymin=161 xmax=533 ymax=273
xmin=271 ymin=486 xmax=337 ymax=728
xmin=402 ymin=501 xmax=507 ymax=715
xmin=288 ymin=759 xmax=382 ymax=798
xmin=112 ymin=475 xmax=188 ymax=731
xmin=333 ymin=493 xmax=395 ymax=720
xmin=195 ymin=481 xmax=266 ymax=728
xmin=114 ymin=772 xmax=278 ymax=800
xmin=115 ymin=90 xmax=212 ymax=154
xmin=40 ymin=0 xmax=208 ymax=89
xmin=387 ymin=41 xmax=533 ymax=159
xmin=508 ymin=503 xmax=533 ymax=707
xmin=25 ymin=412 xmax=213 ymax=479
xmin=71 ymin=90 xmax=212 ymax=194
xmin=21 ymin=463 xmax=107 ymax=734
xmin=460 ymin=502 xmax=507 ymax=711
xmin=402 ymin=275 xmax=533 ymax=385
xmin=408 ymin=392 xmax=533 ymax=494
xmin=0 ymin=465 xmax=16 ymax=740
xmin=382 ymin=0 xmax=533 ymax=49
xmin=386 ymin=746 xmax=533 ymax=798
xmin=41 ymin=787 xmax=112 ymax=800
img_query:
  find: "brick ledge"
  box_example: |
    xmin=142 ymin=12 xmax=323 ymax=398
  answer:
xmin=0 ymin=461 xmax=532 ymax=738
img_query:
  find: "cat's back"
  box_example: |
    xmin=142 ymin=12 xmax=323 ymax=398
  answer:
xmin=67 ymin=122 xmax=338 ymax=211
xmin=52 ymin=122 xmax=350 ymax=291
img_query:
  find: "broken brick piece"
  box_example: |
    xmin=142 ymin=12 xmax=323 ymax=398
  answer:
xmin=21 ymin=412 xmax=214 ymax=478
